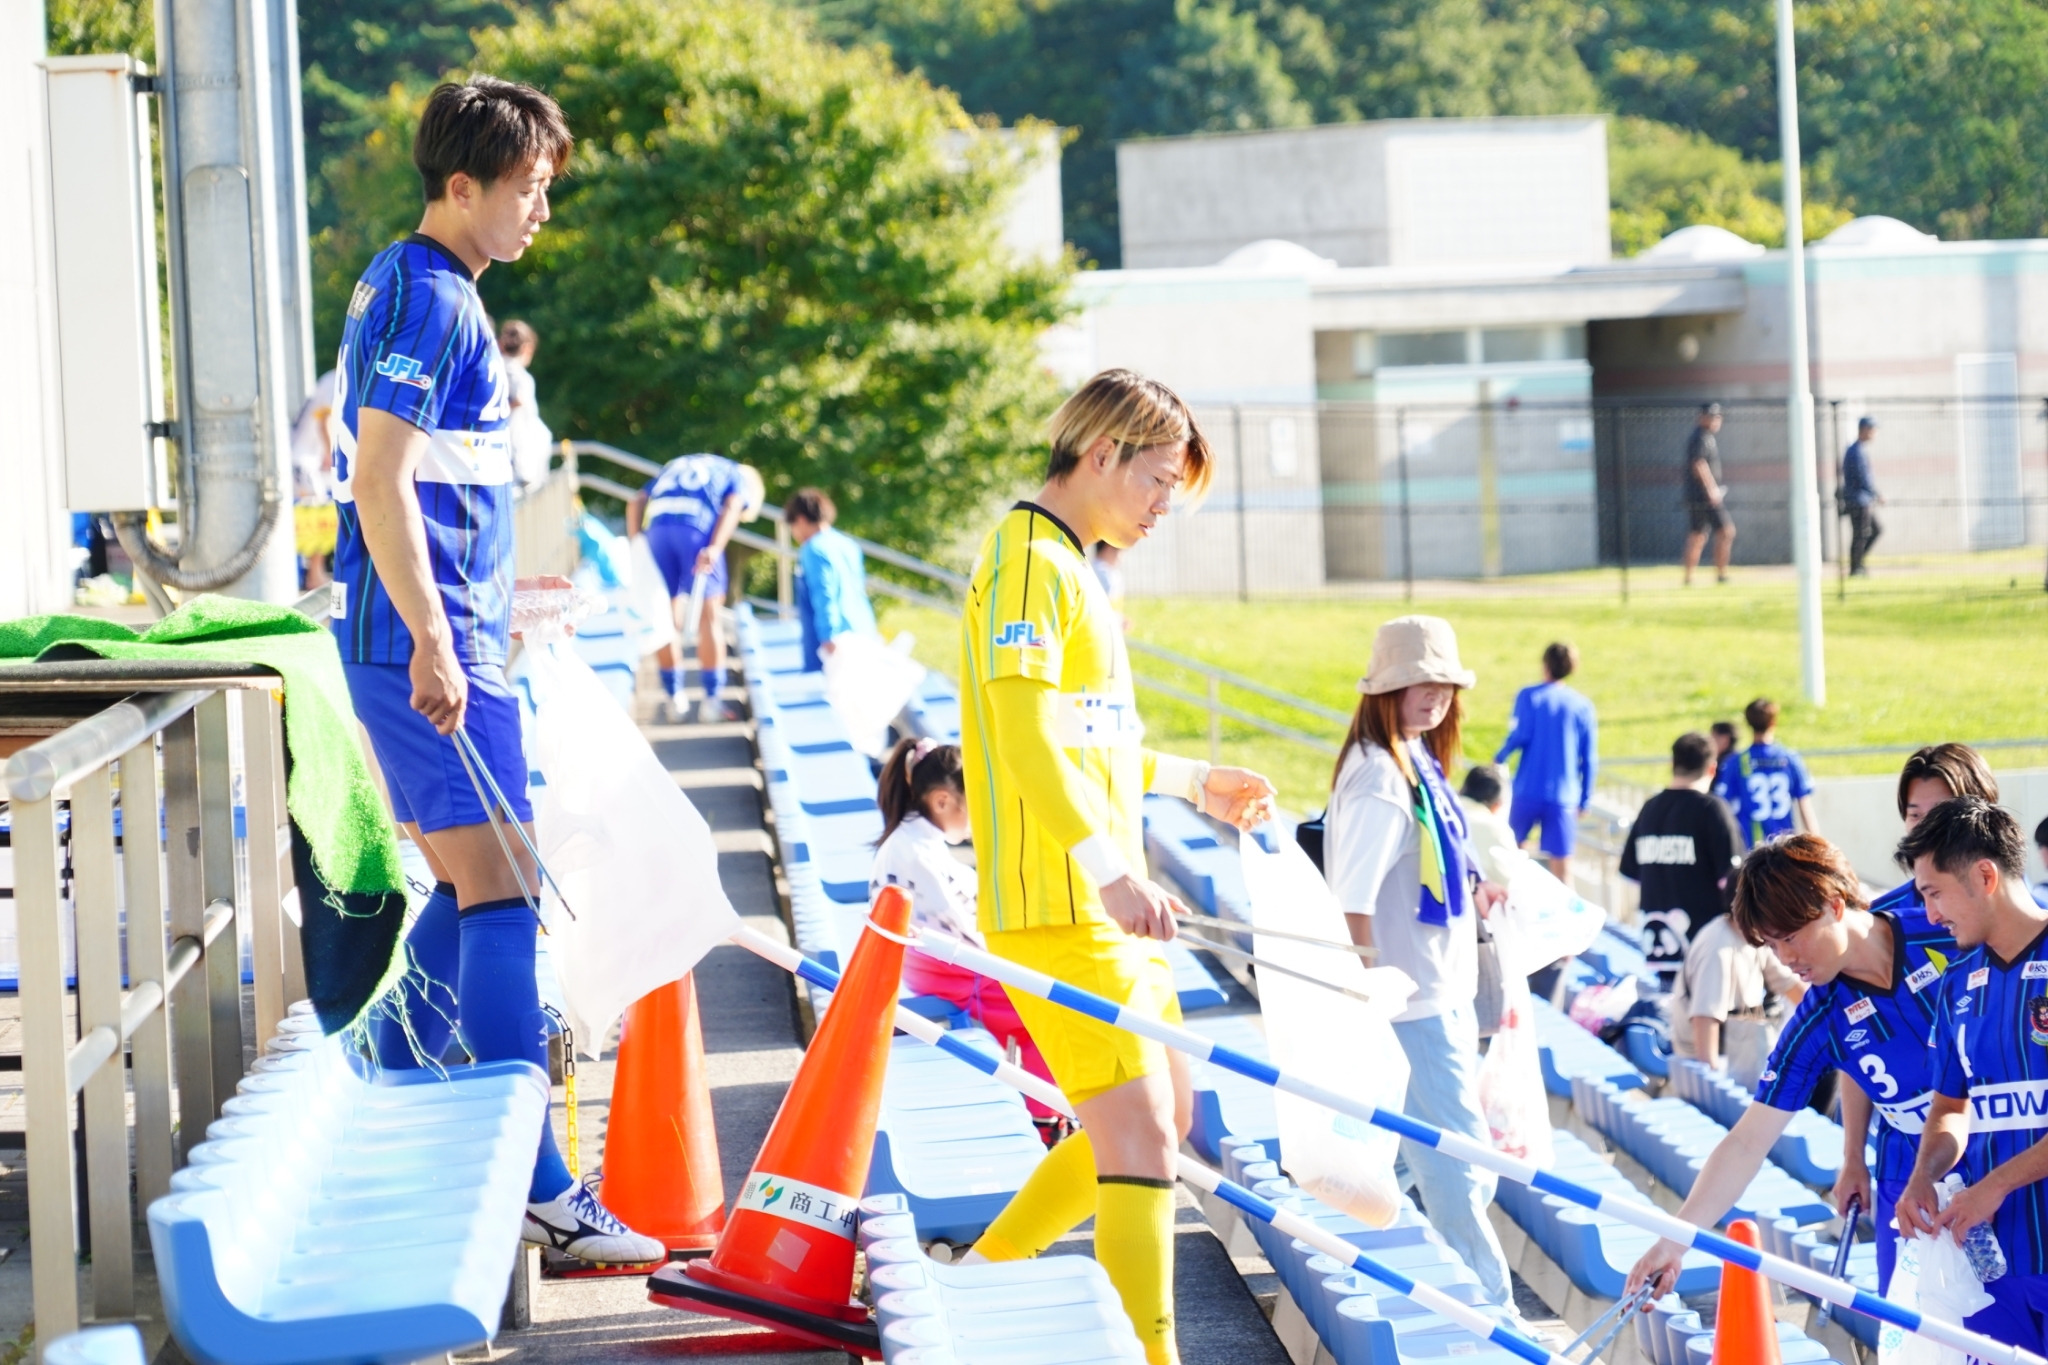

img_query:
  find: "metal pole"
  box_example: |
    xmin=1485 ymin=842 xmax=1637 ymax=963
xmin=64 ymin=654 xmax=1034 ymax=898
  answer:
xmin=2040 ymin=399 xmax=2048 ymax=593
xmin=1614 ymin=406 xmax=1631 ymax=605
xmin=1233 ymin=405 xmax=1249 ymax=602
xmin=775 ymin=514 xmax=792 ymax=614
xmin=1777 ymin=0 xmax=1827 ymax=704
xmin=1831 ymin=400 xmax=1847 ymax=600
xmin=1396 ymin=407 xmax=1414 ymax=603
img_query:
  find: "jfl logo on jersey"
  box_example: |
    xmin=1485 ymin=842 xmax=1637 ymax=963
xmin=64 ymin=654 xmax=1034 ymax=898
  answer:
xmin=373 ymin=354 xmax=434 ymax=390
xmin=995 ymin=621 xmax=1046 ymax=650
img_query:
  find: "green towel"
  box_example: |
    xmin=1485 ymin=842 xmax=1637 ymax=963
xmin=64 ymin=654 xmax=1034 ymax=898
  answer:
xmin=0 ymin=596 xmax=406 ymax=1032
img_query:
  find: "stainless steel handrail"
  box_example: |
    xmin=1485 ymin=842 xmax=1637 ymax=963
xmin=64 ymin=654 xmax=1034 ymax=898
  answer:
xmin=3 ymin=689 xmax=210 ymax=801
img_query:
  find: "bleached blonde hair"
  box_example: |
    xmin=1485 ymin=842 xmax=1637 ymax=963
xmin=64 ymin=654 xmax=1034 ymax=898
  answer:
xmin=1045 ymin=369 xmax=1213 ymax=499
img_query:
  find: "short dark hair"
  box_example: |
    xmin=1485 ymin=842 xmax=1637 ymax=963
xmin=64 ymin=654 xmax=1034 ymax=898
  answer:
xmin=1459 ymin=764 xmax=1503 ymax=807
xmin=1895 ymin=796 xmax=2026 ymax=882
xmin=1672 ymin=731 xmax=1713 ymax=776
xmin=1730 ymin=834 xmax=1866 ymax=946
xmin=1744 ymin=698 xmax=1779 ymax=734
xmin=2036 ymin=815 xmax=2048 ymax=850
xmin=415 ymin=76 xmax=572 ymax=203
xmin=1895 ymin=743 xmax=1999 ymax=819
xmin=786 ymin=487 xmax=835 ymax=526
xmin=1542 ymin=642 xmax=1577 ymax=681
xmin=1711 ymin=720 xmax=1738 ymax=746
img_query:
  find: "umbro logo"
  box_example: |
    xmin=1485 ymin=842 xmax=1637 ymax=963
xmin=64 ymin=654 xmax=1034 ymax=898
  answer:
xmin=374 ymin=354 xmax=433 ymax=389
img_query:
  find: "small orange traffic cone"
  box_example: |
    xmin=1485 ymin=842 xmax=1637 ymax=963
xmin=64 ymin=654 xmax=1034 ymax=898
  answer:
xmin=1712 ymin=1219 xmax=1783 ymax=1364
xmin=650 ymin=886 xmax=910 ymax=1349
xmin=600 ymin=973 xmax=726 ymax=1251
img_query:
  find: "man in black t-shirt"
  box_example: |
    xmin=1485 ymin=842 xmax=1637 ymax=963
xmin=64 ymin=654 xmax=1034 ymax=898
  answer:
xmin=1680 ymin=402 xmax=1736 ymax=586
xmin=1621 ymin=730 xmax=1743 ymax=981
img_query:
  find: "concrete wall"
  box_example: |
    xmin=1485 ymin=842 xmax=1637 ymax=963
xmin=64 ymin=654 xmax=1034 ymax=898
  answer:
xmin=1811 ymin=767 xmax=2048 ymax=891
xmin=0 ymin=14 xmax=74 ymax=619
xmin=1117 ymin=117 xmax=1609 ymax=271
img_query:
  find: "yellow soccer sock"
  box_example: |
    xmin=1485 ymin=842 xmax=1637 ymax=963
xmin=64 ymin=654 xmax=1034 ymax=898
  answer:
xmin=1093 ymin=1176 xmax=1178 ymax=1365
xmin=971 ymin=1129 xmax=1099 ymax=1262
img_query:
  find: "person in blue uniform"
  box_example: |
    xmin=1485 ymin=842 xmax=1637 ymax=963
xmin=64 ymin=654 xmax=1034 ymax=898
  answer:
xmin=1839 ymin=417 xmax=1883 ymax=576
xmin=332 ymin=75 xmax=661 ymax=1266
xmin=1494 ymin=640 xmax=1598 ymax=884
xmin=625 ymin=453 xmax=763 ymax=722
xmin=786 ymin=487 xmax=877 ymax=671
xmin=1626 ymin=833 xmax=1957 ymax=1299
xmin=1899 ymin=798 xmax=2048 ymax=1354
xmin=1871 ymin=744 xmax=2003 ymax=916
xmin=1714 ymin=697 xmax=1818 ymax=847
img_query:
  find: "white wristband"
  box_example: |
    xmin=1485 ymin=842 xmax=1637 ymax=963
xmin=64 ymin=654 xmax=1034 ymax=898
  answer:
xmin=1151 ymin=754 xmax=1211 ymax=808
xmin=1069 ymin=833 xmax=1132 ymax=887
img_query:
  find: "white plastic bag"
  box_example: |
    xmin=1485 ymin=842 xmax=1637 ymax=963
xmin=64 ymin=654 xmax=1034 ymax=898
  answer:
xmin=1476 ymin=922 xmax=1555 ymax=1166
xmin=1494 ymin=847 xmax=1607 ymax=974
xmin=1880 ymin=1177 xmax=1994 ymax=1365
xmin=522 ymin=623 xmax=740 ymax=1055
xmin=626 ymin=534 xmax=677 ymax=657
xmin=822 ymin=631 xmax=926 ymax=758
xmin=1240 ymin=833 xmax=1415 ymax=1228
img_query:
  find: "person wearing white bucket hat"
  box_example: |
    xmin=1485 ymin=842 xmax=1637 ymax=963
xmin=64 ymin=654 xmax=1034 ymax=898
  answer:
xmin=1325 ymin=614 xmax=1512 ymax=1307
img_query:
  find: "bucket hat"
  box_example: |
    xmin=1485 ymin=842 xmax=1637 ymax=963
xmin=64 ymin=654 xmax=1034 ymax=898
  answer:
xmin=1361 ymin=615 xmax=1476 ymax=695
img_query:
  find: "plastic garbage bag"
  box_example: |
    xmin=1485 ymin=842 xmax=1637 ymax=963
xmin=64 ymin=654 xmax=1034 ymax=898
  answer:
xmin=1882 ymin=1202 xmax=1995 ymax=1364
xmin=627 ymin=534 xmax=676 ymax=656
xmin=1494 ymin=847 xmax=1607 ymax=974
xmin=521 ymin=617 xmax=740 ymax=1056
xmin=575 ymin=513 xmax=629 ymax=589
xmin=1241 ymin=832 xmax=1415 ymax=1229
xmin=1567 ymin=977 xmax=1639 ymax=1034
xmin=822 ymin=631 xmax=926 ymax=759
xmin=1475 ymin=923 xmax=1554 ymax=1167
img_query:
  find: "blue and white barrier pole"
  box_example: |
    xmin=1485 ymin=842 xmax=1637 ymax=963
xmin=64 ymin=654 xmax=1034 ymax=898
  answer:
xmin=729 ymin=926 xmax=1572 ymax=1365
xmin=910 ymin=932 xmax=2048 ymax=1365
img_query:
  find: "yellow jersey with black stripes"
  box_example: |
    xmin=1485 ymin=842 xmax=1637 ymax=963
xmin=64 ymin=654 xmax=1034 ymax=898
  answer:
xmin=961 ymin=502 xmax=1152 ymax=932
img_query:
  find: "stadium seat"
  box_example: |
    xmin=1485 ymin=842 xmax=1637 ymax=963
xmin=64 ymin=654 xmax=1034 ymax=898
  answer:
xmin=867 ymin=1031 xmax=1046 ymax=1246
xmin=860 ymin=1193 xmax=1146 ymax=1363
xmin=148 ymin=1006 xmax=547 ymax=1365
xmin=1533 ymin=999 xmax=1645 ymax=1097
xmin=1182 ymin=1012 xmax=1278 ymax=1163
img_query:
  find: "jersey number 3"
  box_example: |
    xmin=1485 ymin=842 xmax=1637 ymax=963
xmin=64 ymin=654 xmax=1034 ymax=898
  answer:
xmin=1857 ymin=1052 xmax=1899 ymax=1099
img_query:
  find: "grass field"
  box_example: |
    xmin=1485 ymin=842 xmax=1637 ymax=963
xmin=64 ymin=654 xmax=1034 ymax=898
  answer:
xmin=875 ymin=551 xmax=2048 ymax=814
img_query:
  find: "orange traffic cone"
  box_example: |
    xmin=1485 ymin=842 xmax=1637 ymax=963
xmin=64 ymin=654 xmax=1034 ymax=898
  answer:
xmin=600 ymin=973 xmax=726 ymax=1251
xmin=1712 ymin=1219 xmax=1784 ymax=1364
xmin=648 ymin=886 xmax=911 ymax=1353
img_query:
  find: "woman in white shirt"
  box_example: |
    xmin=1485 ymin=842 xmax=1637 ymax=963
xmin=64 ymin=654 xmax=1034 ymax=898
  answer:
xmin=1326 ymin=615 xmax=1512 ymax=1308
xmin=870 ymin=737 xmax=1056 ymax=1124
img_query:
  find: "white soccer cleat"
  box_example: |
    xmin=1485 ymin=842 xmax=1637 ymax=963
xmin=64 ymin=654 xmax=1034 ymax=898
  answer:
xmin=522 ymin=1182 xmax=666 ymax=1266
xmin=696 ymin=696 xmax=729 ymax=724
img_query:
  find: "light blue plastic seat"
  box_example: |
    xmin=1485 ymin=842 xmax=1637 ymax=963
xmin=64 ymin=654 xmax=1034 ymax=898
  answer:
xmin=44 ymin=1326 xmax=145 ymax=1365
xmin=862 ymin=1195 xmax=1144 ymax=1363
xmin=867 ymin=1031 xmax=1046 ymax=1245
xmin=148 ymin=1017 xmax=548 ymax=1365
xmin=1183 ymin=1012 xmax=1277 ymax=1162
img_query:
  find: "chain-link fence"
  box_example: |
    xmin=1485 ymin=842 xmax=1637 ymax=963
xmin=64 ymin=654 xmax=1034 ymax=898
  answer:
xmin=1121 ymin=395 xmax=2048 ymax=595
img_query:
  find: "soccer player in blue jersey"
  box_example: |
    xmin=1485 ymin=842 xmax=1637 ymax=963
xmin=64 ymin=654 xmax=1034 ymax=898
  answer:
xmin=332 ymin=76 xmax=662 ymax=1266
xmin=1898 ymin=799 xmax=2048 ymax=1353
xmin=1713 ymin=697 xmax=1819 ymax=847
xmin=1626 ymin=833 xmax=1958 ymax=1300
xmin=626 ymin=454 xmax=764 ymax=722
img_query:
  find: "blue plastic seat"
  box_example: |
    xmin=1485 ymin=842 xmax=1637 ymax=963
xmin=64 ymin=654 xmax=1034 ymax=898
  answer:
xmin=148 ymin=1014 xmax=548 ymax=1365
xmin=1182 ymin=1012 xmax=1278 ymax=1162
xmin=867 ymin=1031 xmax=1046 ymax=1245
xmin=861 ymin=1194 xmax=1145 ymax=1362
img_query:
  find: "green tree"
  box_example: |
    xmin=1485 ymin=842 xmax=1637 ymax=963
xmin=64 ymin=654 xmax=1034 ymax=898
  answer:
xmin=472 ymin=0 xmax=1070 ymax=556
xmin=1608 ymin=116 xmax=1849 ymax=255
xmin=308 ymin=84 xmax=429 ymax=361
xmin=46 ymin=0 xmax=152 ymax=59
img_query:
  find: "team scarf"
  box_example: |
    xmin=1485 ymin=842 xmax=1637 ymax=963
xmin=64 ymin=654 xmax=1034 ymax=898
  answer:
xmin=1409 ymin=740 xmax=1473 ymax=926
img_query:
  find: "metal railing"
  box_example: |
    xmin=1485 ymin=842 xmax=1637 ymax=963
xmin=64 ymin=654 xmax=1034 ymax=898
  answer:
xmin=567 ymin=441 xmax=1345 ymax=763
xmin=1 ymin=672 xmax=302 ymax=1350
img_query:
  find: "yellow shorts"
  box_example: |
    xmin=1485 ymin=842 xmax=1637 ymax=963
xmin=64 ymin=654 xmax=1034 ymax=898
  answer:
xmin=985 ymin=920 xmax=1183 ymax=1106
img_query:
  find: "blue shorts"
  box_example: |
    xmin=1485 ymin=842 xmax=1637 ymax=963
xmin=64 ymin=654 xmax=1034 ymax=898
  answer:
xmin=343 ymin=661 xmax=532 ymax=834
xmin=644 ymin=518 xmax=728 ymax=601
xmin=1966 ymin=1270 xmax=2048 ymax=1356
xmin=1510 ymin=797 xmax=1577 ymax=859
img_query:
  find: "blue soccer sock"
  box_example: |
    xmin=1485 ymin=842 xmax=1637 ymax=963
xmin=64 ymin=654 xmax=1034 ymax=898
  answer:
xmin=369 ymin=882 xmax=460 ymax=1070
xmin=697 ymin=667 xmax=722 ymax=701
xmin=457 ymin=899 xmax=576 ymax=1203
xmin=658 ymin=667 xmax=680 ymax=698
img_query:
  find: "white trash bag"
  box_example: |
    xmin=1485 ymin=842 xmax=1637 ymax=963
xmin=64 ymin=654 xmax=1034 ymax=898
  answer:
xmin=822 ymin=631 xmax=926 ymax=759
xmin=1241 ymin=832 xmax=1415 ymax=1228
xmin=1493 ymin=847 xmax=1607 ymax=974
xmin=1475 ymin=920 xmax=1554 ymax=1167
xmin=1880 ymin=1179 xmax=1996 ymax=1365
xmin=521 ymin=615 xmax=740 ymax=1056
xmin=626 ymin=534 xmax=676 ymax=657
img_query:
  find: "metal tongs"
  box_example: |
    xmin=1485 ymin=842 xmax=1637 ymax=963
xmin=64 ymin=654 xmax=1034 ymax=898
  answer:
xmin=1813 ymin=1194 xmax=1862 ymax=1330
xmin=1561 ymin=1281 xmax=1656 ymax=1361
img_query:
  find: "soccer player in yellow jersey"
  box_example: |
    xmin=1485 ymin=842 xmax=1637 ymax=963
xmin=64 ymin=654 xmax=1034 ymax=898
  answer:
xmin=957 ymin=369 xmax=1277 ymax=1365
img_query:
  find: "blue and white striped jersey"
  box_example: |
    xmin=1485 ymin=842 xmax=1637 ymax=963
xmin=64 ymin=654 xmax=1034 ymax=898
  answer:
xmin=1712 ymin=741 xmax=1815 ymax=847
xmin=1754 ymin=905 xmax=1956 ymax=1179
xmin=329 ymin=234 xmax=513 ymax=666
xmin=1932 ymin=922 xmax=2048 ymax=1277
xmin=642 ymin=454 xmax=740 ymax=543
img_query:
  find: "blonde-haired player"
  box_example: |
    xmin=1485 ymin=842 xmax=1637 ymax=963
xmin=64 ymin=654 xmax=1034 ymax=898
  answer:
xmin=956 ymin=369 xmax=1276 ymax=1365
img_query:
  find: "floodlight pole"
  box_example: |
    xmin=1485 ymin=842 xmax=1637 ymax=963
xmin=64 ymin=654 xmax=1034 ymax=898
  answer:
xmin=1778 ymin=0 xmax=1826 ymax=704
